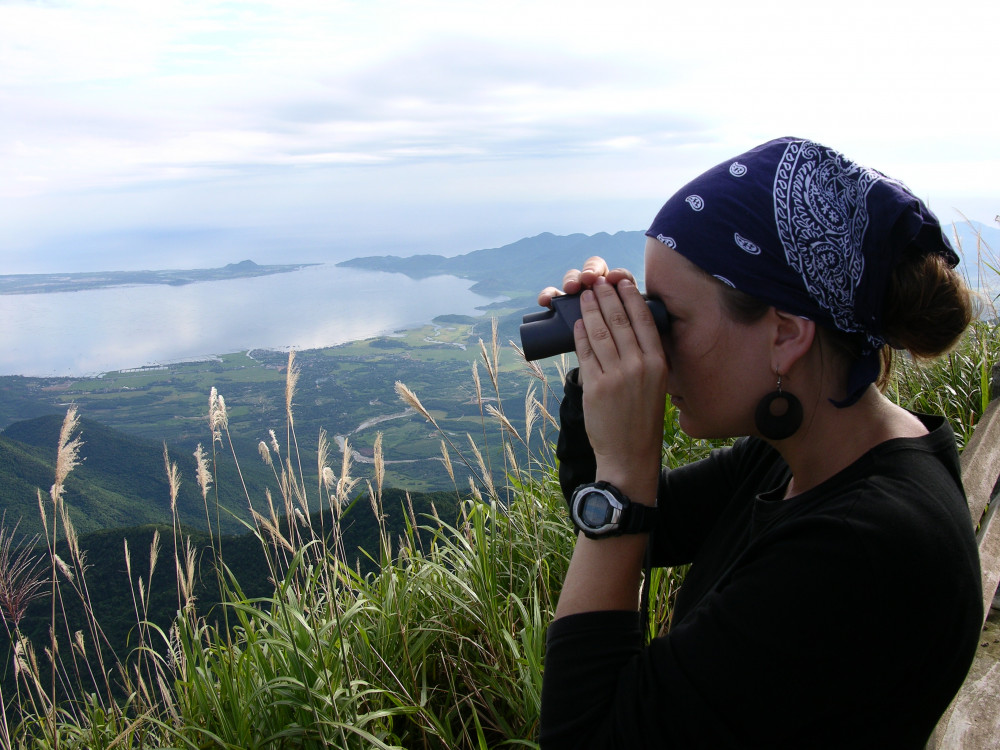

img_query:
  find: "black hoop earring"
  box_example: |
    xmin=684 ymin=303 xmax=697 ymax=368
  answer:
xmin=754 ymin=375 xmax=803 ymax=441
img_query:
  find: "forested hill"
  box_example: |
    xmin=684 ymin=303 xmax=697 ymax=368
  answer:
xmin=0 ymin=414 xmax=268 ymax=537
xmin=336 ymin=230 xmax=648 ymax=297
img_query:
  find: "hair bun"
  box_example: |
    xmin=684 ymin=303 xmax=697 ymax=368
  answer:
xmin=881 ymin=251 xmax=975 ymax=360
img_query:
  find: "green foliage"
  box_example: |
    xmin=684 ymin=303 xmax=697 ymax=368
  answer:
xmin=368 ymin=337 xmax=408 ymax=349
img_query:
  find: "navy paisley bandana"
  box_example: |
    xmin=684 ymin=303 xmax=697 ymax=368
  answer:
xmin=645 ymin=137 xmax=960 ymax=406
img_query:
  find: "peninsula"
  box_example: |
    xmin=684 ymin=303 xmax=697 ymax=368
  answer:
xmin=0 ymin=259 xmax=319 ymax=295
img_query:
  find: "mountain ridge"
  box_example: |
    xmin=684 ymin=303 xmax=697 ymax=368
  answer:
xmin=337 ymin=222 xmax=1000 ymax=297
xmin=337 ymin=230 xmax=649 ymax=296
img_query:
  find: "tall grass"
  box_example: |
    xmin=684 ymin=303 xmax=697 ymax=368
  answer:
xmin=886 ymin=320 xmax=1000 ymax=449
xmin=2 ymin=254 xmax=998 ymax=748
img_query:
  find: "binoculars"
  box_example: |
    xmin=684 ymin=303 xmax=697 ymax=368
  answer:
xmin=519 ymin=293 xmax=670 ymax=361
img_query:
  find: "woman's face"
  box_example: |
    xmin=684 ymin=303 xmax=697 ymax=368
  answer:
xmin=643 ymin=237 xmax=773 ymax=439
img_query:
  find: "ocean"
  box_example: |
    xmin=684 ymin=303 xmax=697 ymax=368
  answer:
xmin=0 ymin=264 xmax=500 ymax=377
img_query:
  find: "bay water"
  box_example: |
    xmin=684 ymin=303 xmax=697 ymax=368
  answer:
xmin=0 ymin=264 xmax=500 ymax=377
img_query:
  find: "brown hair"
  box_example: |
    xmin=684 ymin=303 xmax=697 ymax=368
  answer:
xmin=713 ymin=250 xmax=975 ymax=389
xmin=875 ymin=250 xmax=975 ymax=387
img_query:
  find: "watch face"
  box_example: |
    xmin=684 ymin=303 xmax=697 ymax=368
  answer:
xmin=572 ymin=486 xmax=624 ymax=536
xmin=579 ymin=492 xmax=612 ymax=528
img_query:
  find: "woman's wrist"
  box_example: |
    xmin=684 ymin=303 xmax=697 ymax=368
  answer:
xmin=594 ymin=463 xmax=660 ymax=508
xmin=554 ymin=534 xmax=648 ymax=619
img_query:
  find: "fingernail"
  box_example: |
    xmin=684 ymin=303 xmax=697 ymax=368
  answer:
xmin=619 ymin=279 xmax=633 ymax=289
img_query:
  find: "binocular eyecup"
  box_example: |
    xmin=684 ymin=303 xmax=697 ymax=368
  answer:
xmin=519 ymin=293 xmax=670 ymax=361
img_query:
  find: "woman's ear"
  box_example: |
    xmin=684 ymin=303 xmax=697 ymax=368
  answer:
xmin=770 ymin=309 xmax=815 ymax=373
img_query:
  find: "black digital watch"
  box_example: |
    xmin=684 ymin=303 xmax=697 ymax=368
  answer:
xmin=569 ymin=481 xmax=658 ymax=539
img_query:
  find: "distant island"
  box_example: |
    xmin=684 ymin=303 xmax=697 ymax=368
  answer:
xmin=0 ymin=259 xmax=320 ymax=295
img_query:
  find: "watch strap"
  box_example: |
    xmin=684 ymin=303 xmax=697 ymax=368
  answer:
xmin=620 ymin=498 xmax=658 ymax=535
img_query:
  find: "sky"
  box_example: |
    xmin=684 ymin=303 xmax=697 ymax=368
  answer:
xmin=1 ymin=0 xmax=998 ymax=274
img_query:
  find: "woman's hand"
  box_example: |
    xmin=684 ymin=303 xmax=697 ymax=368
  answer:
xmin=537 ymin=256 xmax=637 ymax=308
xmin=552 ymin=275 xmax=668 ymax=621
xmin=574 ymin=276 xmax=667 ymax=505
xmin=535 ymin=256 xmax=665 ymax=501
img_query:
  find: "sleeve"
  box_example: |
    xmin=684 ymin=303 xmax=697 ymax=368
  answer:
xmin=539 ymin=511 xmax=899 ymax=750
xmin=555 ymin=368 xmax=596 ymax=503
xmin=539 ymin=611 xmax=644 ymax=748
xmin=649 ymin=438 xmax=774 ymax=567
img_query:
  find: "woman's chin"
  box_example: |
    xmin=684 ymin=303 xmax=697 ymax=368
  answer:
xmin=674 ymin=409 xmax=699 ymax=437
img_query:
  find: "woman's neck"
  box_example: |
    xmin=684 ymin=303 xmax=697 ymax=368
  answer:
xmin=778 ymin=388 xmax=928 ymax=499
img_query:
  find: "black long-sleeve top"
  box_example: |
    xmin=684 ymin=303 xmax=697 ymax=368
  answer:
xmin=540 ymin=370 xmax=982 ymax=749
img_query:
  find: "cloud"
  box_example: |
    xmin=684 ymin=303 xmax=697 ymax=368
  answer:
xmin=1 ymin=18 xmax=712 ymax=203
xmin=1 ymin=0 xmax=998 ymax=273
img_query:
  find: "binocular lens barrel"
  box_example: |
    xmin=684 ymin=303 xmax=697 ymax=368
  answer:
xmin=519 ymin=293 xmax=670 ymax=361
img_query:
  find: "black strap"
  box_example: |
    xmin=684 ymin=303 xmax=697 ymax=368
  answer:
xmin=623 ymin=501 xmax=658 ymax=534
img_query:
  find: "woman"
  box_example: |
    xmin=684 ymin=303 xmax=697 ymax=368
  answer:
xmin=537 ymin=138 xmax=983 ymax=749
